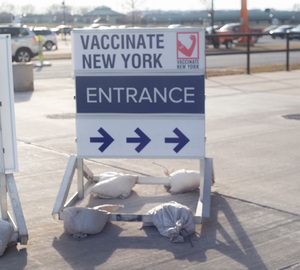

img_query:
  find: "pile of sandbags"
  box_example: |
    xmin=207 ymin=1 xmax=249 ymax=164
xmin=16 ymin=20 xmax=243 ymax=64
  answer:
xmin=0 ymin=219 xmax=14 ymax=256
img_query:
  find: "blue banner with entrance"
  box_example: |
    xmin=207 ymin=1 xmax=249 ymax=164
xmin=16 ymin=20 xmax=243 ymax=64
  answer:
xmin=76 ymin=75 xmax=204 ymax=114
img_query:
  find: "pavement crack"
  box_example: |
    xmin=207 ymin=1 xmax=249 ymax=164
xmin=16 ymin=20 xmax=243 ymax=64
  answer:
xmin=212 ymin=192 xmax=300 ymax=218
xmin=17 ymin=140 xmax=72 ymax=157
xmin=278 ymin=262 xmax=300 ymax=270
xmin=17 ymin=140 xmax=152 ymax=177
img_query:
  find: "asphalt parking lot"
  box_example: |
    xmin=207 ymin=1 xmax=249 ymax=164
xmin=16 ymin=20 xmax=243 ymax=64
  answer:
xmin=1 ymin=67 xmax=299 ymax=269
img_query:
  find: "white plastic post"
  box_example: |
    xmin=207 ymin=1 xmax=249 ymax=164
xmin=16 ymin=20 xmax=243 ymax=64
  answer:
xmin=201 ymin=158 xmax=213 ymax=218
xmin=0 ymin=107 xmax=8 ymax=220
xmin=77 ymin=158 xmax=84 ymax=199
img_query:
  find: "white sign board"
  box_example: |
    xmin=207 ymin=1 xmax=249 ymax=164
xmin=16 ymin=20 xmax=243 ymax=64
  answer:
xmin=76 ymin=116 xmax=205 ymax=158
xmin=72 ymin=28 xmax=206 ymax=159
xmin=72 ymin=28 xmax=205 ymax=73
xmin=0 ymin=35 xmax=18 ymax=172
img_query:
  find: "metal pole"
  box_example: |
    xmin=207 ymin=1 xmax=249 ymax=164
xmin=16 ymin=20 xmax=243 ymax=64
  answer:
xmin=286 ymin=33 xmax=290 ymax=71
xmin=38 ymin=35 xmax=43 ymax=66
xmin=247 ymin=35 xmax=250 ymax=74
xmin=211 ymin=0 xmax=214 ymax=28
xmin=0 ymin=106 xmax=8 ymax=220
xmin=62 ymin=1 xmax=66 ymax=25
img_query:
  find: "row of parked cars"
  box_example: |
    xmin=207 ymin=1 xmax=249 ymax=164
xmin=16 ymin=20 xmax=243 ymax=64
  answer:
xmin=265 ymin=24 xmax=300 ymax=39
xmin=205 ymin=23 xmax=300 ymax=49
xmin=2 ymin=23 xmax=299 ymax=62
xmin=0 ymin=24 xmax=73 ymax=62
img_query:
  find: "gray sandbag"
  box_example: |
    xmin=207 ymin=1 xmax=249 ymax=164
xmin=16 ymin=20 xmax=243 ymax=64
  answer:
xmin=147 ymin=201 xmax=195 ymax=243
xmin=0 ymin=219 xmax=14 ymax=256
xmin=63 ymin=207 xmax=110 ymax=239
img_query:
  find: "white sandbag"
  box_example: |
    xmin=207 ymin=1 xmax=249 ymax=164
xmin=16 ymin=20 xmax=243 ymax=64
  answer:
xmin=90 ymin=173 xmax=137 ymax=199
xmin=0 ymin=219 xmax=14 ymax=256
xmin=96 ymin=172 xmax=120 ymax=182
xmin=93 ymin=204 xmax=124 ymax=213
xmin=147 ymin=201 xmax=195 ymax=243
xmin=63 ymin=207 xmax=110 ymax=239
xmin=169 ymin=169 xmax=200 ymax=194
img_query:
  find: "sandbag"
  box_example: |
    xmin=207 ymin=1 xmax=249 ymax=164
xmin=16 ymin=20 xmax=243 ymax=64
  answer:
xmin=90 ymin=172 xmax=137 ymax=199
xmin=147 ymin=201 xmax=195 ymax=243
xmin=63 ymin=207 xmax=110 ymax=239
xmin=93 ymin=204 xmax=124 ymax=213
xmin=168 ymin=169 xmax=200 ymax=194
xmin=0 ymin=219 xmax=14 ymax=256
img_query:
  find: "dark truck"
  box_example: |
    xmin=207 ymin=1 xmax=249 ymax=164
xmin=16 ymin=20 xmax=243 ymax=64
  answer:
xmin=207 ymin=23 xmax=263 ymax=49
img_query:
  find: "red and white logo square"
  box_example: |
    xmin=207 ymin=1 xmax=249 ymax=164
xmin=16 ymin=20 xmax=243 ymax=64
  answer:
xmin=177 ymin=32 xmax=199 ymax=59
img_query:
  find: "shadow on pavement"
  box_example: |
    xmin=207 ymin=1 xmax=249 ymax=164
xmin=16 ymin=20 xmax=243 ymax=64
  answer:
xmin=14 ymin=91 xmax=33 ymax=103
xmin=0 ymin=246 xmax=28 ymax=270
xmin=199 ymin=193 xmax=268 ymax=269
xmin=51 ymin=193 xmax=267 ymax=269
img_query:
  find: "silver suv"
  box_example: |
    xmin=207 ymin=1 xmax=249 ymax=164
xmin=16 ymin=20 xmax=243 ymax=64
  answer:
xmin=31 ymin=27 xmax=58 ymax=51
xmin=0 ymin=25 xmax=39 ymax=62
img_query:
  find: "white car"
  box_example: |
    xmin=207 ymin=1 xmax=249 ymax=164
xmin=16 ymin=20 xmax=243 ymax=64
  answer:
xmin=168 ymin=24 xmax=182 ymax=29
xmin=31 ymin=27 xmax=58 ymax=51
xmin=0 ymin=25 xmax=39 ymax=62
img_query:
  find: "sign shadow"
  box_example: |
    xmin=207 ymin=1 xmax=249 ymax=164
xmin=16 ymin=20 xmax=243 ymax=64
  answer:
xmin=198 ymin=193 xmax=268 ymax=269
xmin=0 ymin=246 xmax=28 ymax=270
xmin=52 ymin=192 xmax=267 ymax=269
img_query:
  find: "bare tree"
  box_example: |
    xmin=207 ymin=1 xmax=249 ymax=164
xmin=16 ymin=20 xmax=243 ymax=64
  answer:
xmin=123 ymin=0 xmax=144 ymax=26
xmin=20 ymin=4 xmax=35 ymax=14
xmin=293 ymin=4 xmax=300 ymax=11
xmin=46 ymin=4 xmax=62 ymax=15
xmin=0 ymin=2 xmax=15 ymax=13
xmin=200 ymin=0 xmax=214 ymax=27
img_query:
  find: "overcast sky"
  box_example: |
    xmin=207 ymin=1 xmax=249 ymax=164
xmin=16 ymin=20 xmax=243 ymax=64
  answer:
xmin=5 ymin=0 xmax=299 ymax=13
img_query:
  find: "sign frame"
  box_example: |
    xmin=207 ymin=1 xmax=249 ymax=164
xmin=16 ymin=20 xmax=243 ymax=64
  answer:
xmin=0 ymin=34 xmax=28 ymax=245
xmin=53 ymin=27 xmax=213 ymax=225
xmin=0 ymin=34 xmax=18 ymax=173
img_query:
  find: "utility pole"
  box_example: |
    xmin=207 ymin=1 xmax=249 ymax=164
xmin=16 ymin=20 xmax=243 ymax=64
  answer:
xmin=211 ymin=0 xmax=214 ymax=28
xmin=238 ymin=0 xmax=249 ymax=44
xmin=62 ymin=1 xmax=66 ymax=25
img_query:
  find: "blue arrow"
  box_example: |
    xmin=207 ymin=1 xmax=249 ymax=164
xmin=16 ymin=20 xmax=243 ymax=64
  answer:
xmin=165 ymin=128 xmax=190 ymax=153
xmin=90 ymin=127 xmax=114 ymax=152
xmin=127 ymin=128 xmax=151 ymax=153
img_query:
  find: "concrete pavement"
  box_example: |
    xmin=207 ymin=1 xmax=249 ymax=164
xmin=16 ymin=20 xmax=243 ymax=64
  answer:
xmin=0 ymin=70 xmax=300 ymax=269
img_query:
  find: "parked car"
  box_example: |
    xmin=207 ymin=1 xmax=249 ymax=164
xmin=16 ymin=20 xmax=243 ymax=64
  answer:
xmin=262 ymin=25 xmax=278 ymax=34
xmin=288 ymin=24 xmax=300 ymax=40
xmin=216 ymin=23 xmax=263 ymax=43
xmin=205 ymin=25 xmax=222 ymax=48
xmin=269 ymin=25 xmax=294 ymax=39
xmin=30 ymin=27 xmax=57 ymax=50
xmin=51 ymin=25 xmax=73 ymax=35
xmin=205 ymin=25 xmax=221 ymax=34
xmin=168 ymin=24 xmax=182 ymax=28
xmin=0 ymin=25 xmax=39 ymax=62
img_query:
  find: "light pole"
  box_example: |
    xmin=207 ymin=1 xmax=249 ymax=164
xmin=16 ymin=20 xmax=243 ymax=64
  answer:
xmin=211 ymin=0 xmax=214 ymax=28
xmin=62 ymin=1 xmax=66 ymax=25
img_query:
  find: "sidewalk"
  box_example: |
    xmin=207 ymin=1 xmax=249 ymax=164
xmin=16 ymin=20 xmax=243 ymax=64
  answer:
xmin=1 ymin=70 xmax=300 ymax=269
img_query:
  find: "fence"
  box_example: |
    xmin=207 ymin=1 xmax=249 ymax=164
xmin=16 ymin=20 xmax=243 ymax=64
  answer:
xmin=205 ymin=32 xmax=300 ymax=74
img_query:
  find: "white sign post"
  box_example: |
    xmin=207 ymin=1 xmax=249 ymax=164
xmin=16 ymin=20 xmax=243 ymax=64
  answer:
xmin=0 ymin=34 xmax=28 ymax=245
xmin=53 ymin=28 xmax=213 ymax=223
